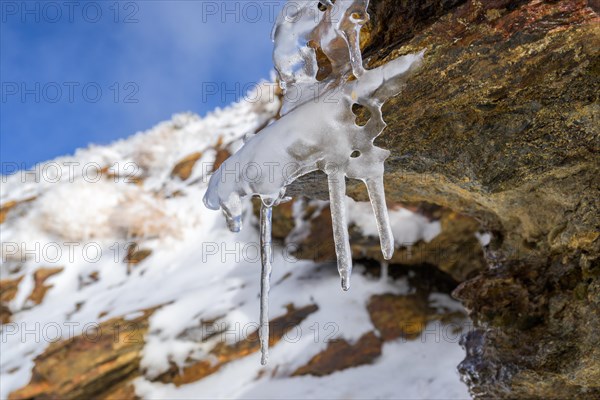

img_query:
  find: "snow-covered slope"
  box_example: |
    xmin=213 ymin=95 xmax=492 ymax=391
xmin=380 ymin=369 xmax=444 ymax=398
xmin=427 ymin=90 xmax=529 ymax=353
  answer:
xmin=0 ymin=88 xmax=470 ymax=399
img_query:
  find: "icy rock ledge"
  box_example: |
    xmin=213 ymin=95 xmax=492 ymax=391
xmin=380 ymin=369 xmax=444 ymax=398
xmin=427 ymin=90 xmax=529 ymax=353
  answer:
xmin=204 ymin=0 xmax=424 ymax=364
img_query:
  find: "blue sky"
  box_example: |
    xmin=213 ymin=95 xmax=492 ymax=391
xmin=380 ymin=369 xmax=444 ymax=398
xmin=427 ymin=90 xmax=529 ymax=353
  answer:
xmin=1 ymin=0 xmax=282 ymax=172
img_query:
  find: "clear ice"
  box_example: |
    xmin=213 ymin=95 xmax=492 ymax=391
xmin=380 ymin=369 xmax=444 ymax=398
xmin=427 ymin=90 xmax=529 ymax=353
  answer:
xmin=259 ymin=199 xmax=274 ymax=365
xmin=203 ymin=0 xmax=424 ymax=363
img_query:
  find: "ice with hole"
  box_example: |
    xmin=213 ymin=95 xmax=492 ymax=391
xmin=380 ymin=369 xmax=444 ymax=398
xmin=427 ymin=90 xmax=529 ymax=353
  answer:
xmin=203 ymin=0 xmax=424 ymax=364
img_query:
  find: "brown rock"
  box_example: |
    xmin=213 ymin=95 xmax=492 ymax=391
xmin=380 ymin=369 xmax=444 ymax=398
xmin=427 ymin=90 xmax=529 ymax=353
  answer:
xmin=9 ymin=309 xmax=156 ymax=400
xmin=0 ymin=276 xmax=21 ymax=323
xmin=0 ymin=276 xmax=23 ymax=303
xmin=367 ymin=294 xmax=431 ymax=340
xmin=293 ymin=206 xmax=336 ymax=262
xmin=158 ymin=303 xmax=318 ymax=386
xmin=0 ymin=197 xmax=36 ymax=224
xmin=99 ymin=166 xmax=144 ymax=185
xmin=0 ymin=304 xmax=13 ymax=325
xmin=0 ymin=200 xmax=17 ymax=224
xmin=212 ymin=148 xmax=231 ymax=173
xmin=252 ymin=197 xmax=295 ymax=241
xmin=124 ymin=244 xmax=152 ymax=271
xmin=171 ymin=152 xmax=202 ymax=180
xmin=285 ymin=0 xmax=599 ymax=397
xmin=292 ymin=331 xmax=382 ymax=376
xmin=273 ymin=200 xmax=486 ymax=282
xmin=350 ymin=208 xmax=486 ymax=282
xmin=28 ymin=267 xmax=64 ymax=305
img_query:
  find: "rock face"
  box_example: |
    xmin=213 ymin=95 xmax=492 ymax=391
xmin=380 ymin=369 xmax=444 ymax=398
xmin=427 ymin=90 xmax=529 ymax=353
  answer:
xmin=292 ymin=331 xmax=383 ymax=377
xmin=170 ymin=152 xmax=203 ymax=181
xmin=289 ymin=0 xmax=599 ymax=397
xmin=9 ymin=310 xmax=155 ymax=400
xmin=156 ymin=304 xmax=318 ymax=386
xmin=2 ymin=1 xmax=597 ymax=399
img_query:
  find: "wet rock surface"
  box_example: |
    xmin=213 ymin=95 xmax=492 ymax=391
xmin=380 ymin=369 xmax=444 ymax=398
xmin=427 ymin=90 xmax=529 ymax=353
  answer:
xmin=288 ymin=0 xmax=599 ymax=397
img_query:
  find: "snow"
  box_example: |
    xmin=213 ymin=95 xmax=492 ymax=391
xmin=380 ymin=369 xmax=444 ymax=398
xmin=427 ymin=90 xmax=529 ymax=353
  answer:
xmin=1 ymin=1 xmax=471 ymax=397
xmin=135 ymin=325 xmax=469 ymax=400
xmin=0 ymin=90 xmax=470 ymax=398
xmin=347 ymin=197 xmax=442 ymax=246
xmin=0 ymin=89 xmax=279 ymax=396
xmin=475 ymin=232 xmax=491 ymax=247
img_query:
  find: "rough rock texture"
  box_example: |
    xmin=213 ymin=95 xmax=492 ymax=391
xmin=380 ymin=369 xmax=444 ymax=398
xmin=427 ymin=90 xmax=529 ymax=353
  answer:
xmin=265 ymin=199 xmax=486 ymax=282
xmin=4 ymin=1 xmax=597 ymax=398
xmin=155 ymin=304 xmax=318 ymax=386
xmin=368 ymin=294 xmax=436 ymax=340
xmin=292 ymin=331 xmax=383 ymax=376
xmin=27 ymin=267 xmax=64 ymax=305
xmin=123 ymin=244 xmax=153 ymax=273
xmin=289 ymin=291 xmax=466 ymax=377
xmin=170 ymin=152 xmax=203 ymax=181
xmin=0 ymin=201 xmax=18 ymax=225
xmin=0 ymin=276 xmax=23 ymax=324
xmin=8 ymin=304 xmax=318 ymax=398
xmin=288 ymin=0 xmax=599 ymax=397
xmin=9 ymin=309 xmax=155 ymax=400
xmin=0 ymin=197 xmax=36 ymax=225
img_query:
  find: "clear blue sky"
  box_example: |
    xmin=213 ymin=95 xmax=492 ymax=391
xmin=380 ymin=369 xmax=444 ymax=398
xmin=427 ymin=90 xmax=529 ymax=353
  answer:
xmin=1 ymin=0 xmax=281 ymax=172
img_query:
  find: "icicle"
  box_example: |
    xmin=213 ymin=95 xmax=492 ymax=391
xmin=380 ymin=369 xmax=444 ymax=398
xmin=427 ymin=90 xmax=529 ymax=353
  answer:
xmin=259 ymin=200 xmax=273 ymax=365
xmin=327 ymin=170 xmax=352 ymax=291
xmin=380 ymin=260 xmax=389 ymax=283
xmin=203 ymin=0 xmax=426 ymax=365
xmin=365 ymin=177 xmax=394 ymax=260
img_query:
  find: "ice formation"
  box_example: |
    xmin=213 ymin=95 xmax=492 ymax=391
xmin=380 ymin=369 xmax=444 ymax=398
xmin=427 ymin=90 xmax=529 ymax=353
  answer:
xmin=204 ymin=0 xmax=424 ymax=363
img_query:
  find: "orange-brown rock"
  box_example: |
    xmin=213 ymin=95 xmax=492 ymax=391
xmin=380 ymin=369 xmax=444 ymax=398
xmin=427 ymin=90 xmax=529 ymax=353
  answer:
xmin=367 ymin=294 xmax=431 ymax=341
xmin=270 ymin=200 xmax=485 ymax=282
xmin=211 ymin=148 xmax=231 ymax=173
xmin=9 ymin=309 xmax=155 ymax=400
xmin=292 ymin=331 xmax=382 ymax=376
xmin=28 ymin=267 xmax=64 ymax=305
xmin=288 ymin=0 xmax=599 ymax=395
xmin=0 ymin=305 xmax=12 ymax=325
xmin=158 ymin=303 xmax=318 ymax=386
xmin=252 ymin=197 xmax=295 ymax=241
xmin=0 ymin=200 xmax=18 ymax=224
xmin=293 ymin=206 xmax=336 ymax=262
xmin=124 ymin=244 xmax=152 ymax=271
xmin=99 ymin=166 xmax=144 ymax=185
xmin=0 ymin=276 xmax=23 ymax=324
xmin=171 ymin=152 xmax=202 ymax=180
xmin=367 ymin=292 xmax=466 ymax=342
xmin=1 ymin=276 xmax=23 ymax=303
xmin=350 ymin=208 xmax=486 ymax=282
xmin=0 ymin=197 xmax=36 ymax=224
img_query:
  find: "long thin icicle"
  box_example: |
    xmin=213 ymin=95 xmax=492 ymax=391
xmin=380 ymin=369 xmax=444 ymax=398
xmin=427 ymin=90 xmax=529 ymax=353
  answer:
xmin=327 ymin=171 xmax=352 ymax=291
xmin=365 ymin=177 xmax=394 ymax=260
xmin=259 ymin=201 xmax=273 ymax=365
